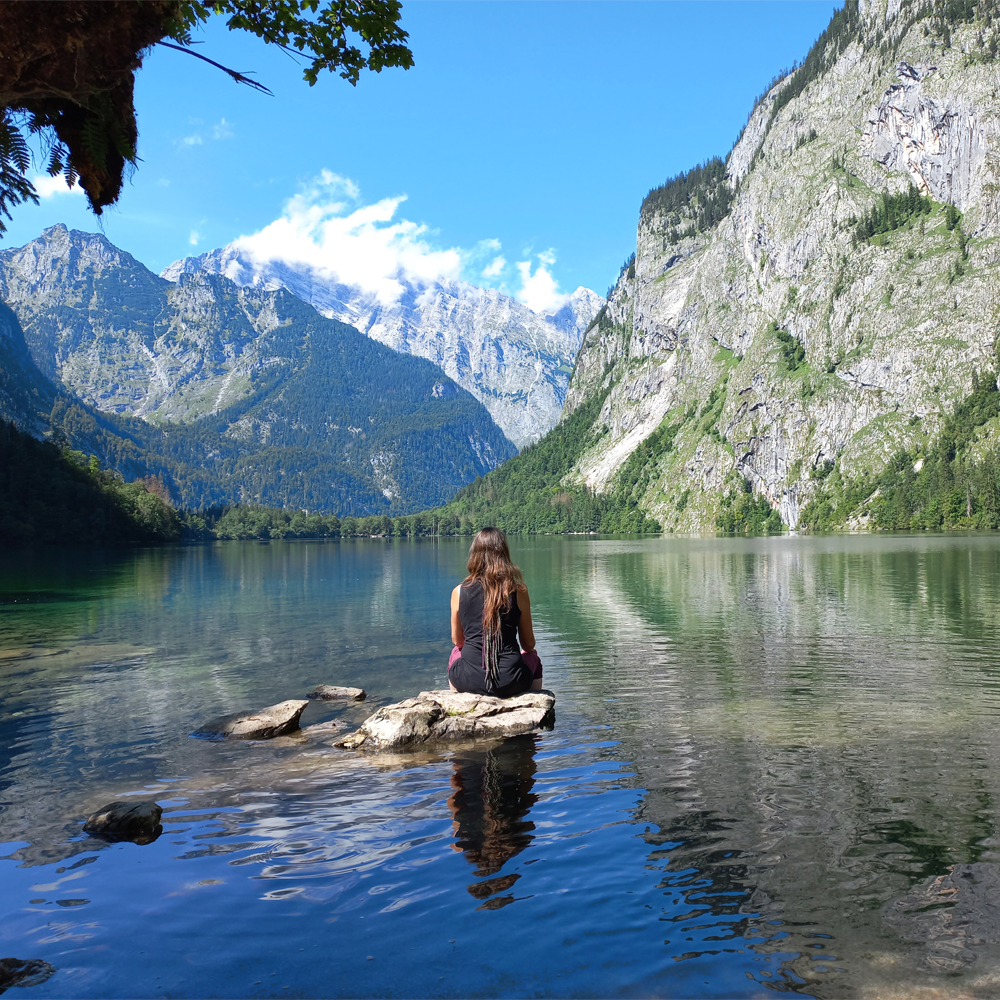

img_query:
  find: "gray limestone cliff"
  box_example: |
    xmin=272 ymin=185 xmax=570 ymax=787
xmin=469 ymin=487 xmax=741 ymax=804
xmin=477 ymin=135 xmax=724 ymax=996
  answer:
xmin=563 ymin=0 xmax=1000 ymax=530
xmin=162 ymin=245 xmax=603 ymax=448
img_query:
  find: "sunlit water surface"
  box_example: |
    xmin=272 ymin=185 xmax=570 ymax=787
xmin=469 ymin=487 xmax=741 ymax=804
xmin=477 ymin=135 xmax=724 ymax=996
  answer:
xmin=4 ymin=535 xmax=1000 ymax=998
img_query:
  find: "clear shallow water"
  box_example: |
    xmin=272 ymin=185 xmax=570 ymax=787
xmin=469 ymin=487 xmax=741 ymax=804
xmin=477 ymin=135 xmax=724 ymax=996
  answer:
xmin=3 ymin=536 xmax=1000 ymax=997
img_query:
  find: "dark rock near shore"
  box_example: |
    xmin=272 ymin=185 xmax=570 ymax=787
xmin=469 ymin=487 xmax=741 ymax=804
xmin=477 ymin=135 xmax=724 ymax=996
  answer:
xmin=83 ymin=801 xmax=162 ymax=845
xmin=335 ymin=689 xmax=555 ymax=751
xmin=307 ymin=685 xmax=366 ymax=702
xmin=192 ymin=699 xmax=309 ymax=740
xmin=0 ymin=958 xmax=56 ymax=993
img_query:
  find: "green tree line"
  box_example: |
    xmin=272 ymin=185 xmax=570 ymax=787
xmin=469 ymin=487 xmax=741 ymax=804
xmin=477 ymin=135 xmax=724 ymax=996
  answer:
xmin=852 ymin=184 xmax=936 ymax=244
xmin=417 ymin=385 xmax=661 ymax=536
xmin=0 ymin=420 xmax=180 ymax=543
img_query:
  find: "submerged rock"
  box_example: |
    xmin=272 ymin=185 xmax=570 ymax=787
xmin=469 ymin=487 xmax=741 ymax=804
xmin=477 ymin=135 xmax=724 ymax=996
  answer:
xmin=300 ymin=719 xmax=341 ymax=738
xmin=307 ymin=684 xmax=366 ymax=702
xmin=83 ymin=801 xmax=162 ymax=845
xmin=0 ymin=958 xmax=56 ymax=992
xmin=335 ymin=689 xmax=555 ymax=751
xmin=883 ymin=863 xmax=1000 ymax=972
xmin=192 ymin=699 xmax=309 ymax=740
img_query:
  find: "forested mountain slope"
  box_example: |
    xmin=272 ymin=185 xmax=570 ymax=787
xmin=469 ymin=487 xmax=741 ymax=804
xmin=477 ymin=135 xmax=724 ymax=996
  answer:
xmin=163 ymin=244 xmax=603 ymax=448
xmin=538 ymin=0 xmax=1000 ymax=531
xmin=0 ymin=226 xmax=515 ymax=515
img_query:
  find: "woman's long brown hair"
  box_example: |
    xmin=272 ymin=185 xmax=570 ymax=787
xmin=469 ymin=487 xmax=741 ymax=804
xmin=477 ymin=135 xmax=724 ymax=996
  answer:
xmin=463 ymin=528 xmax=524 ymax=688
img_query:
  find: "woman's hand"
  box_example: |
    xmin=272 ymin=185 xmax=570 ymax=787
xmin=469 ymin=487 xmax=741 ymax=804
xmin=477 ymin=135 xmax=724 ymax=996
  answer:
xmin=451 ymin=585 xmax=465 ymax=648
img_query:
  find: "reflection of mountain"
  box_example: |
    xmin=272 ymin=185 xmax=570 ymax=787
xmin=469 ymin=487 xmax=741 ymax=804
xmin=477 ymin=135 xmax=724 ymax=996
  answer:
xmin=525 ymin=536 xmax=1000 ymax=992
xmin=447 ymin=735 xmax=538 ymax=904
xmin=164 ymin=245 xmax=603 ymax=448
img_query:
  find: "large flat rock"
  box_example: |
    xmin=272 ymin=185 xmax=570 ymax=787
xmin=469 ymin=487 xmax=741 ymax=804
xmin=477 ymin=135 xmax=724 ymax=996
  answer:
xmin=192 ymin=699 xmax=309 ymax=740
xmin=335 ymin=689 xmax=555 ymax=751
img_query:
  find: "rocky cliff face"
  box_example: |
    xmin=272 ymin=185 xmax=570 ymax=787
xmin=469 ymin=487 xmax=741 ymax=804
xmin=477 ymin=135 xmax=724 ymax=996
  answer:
xmin=162 ymin=244 xmax=603 ymax=448
xmin=0 ymin=226 xmax=287 ymax=422
xmin=565 ymin=0 xmax=1000 ymax=530
xmin=0 ymin=301 xmax=55 ymax=435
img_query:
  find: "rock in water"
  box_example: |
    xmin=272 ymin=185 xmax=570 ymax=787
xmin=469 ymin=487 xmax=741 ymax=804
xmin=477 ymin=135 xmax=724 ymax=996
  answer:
xmin=307 ymin=684 xmax=366 ymax=702
xmin=335 ymin=690 xmax=555 ymax=751
xmin=192 ymin=700 xmax=309 ymax=740
xmin=0 ymin=958 xmax=56 ymax=991
xmin=883 ymin=862 xmax=1000 ymax=972
xmin=83 ymin=801 xmax=163 ymax=844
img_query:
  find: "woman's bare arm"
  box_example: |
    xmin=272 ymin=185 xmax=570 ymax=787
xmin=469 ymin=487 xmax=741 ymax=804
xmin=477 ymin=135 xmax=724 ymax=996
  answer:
xmin=451 ymin=585 xmax=465 ymax=647
xmin=517 ymin=586 xmax=536 ymax=652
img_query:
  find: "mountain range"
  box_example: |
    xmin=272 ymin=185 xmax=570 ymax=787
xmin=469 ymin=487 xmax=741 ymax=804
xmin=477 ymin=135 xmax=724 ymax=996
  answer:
xmin=0 ymin=225 xmax=516 ymax=514
xmin=6 ymin=0 xmax=994 ymax=536
xmin=162 ymin=245 xmax=603 ymax=448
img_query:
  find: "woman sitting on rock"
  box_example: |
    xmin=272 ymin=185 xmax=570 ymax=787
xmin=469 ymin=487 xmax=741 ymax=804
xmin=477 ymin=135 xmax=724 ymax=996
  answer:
xmin=448 ymin=527 xmax=543 ymax=697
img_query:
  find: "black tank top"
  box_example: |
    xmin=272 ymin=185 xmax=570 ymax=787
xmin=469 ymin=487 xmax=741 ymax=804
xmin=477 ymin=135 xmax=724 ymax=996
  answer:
xmin=459 ymin=580 xmax=524 ymax=689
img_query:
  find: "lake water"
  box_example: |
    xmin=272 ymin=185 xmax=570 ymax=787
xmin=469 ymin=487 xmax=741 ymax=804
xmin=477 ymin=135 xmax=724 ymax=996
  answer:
xmin=3 ymin=535 xmax=1000 ymax=998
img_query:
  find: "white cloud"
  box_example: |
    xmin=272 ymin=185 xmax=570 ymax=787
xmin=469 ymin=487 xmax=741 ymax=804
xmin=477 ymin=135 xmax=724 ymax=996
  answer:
xmin=515 ymin=255 xmax=571 ymax=314
xmin=32 ymin=174 xmax=83 ymax=199
xmin=233 ymin=171 xmax=462 ymax=306
xmin=482 ymin=255 xmax=506 ymax=279
xmin=230 ymin=172 xmax=572 ymax=314
xmin=189 ymin=230 xmax=201 ymax=246
xmin=178 ymin=118 xmax=232 ymax=148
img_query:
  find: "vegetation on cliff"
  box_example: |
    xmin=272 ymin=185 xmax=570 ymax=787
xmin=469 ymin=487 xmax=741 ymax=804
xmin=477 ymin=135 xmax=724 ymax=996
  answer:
xmin=639 ymin=1 xmax=864 ymax=245
xmin=766 ymin=1 xmax=862 ymax=126
xmin=717 ymin=481 xmax=784 ymax=534
xmin=852 ymin=184 xmax=936 ymax=244
xmin=640 ymin=158 xmax=734 ymax=244
xmin=420 ymin=387 xmax=660 ymax=535
xmin=800 ymin=360 xmax=1000 ymax=531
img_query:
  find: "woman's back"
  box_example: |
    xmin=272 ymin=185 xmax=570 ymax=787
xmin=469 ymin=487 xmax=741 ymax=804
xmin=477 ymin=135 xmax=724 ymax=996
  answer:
xmin=448 ymin=527 xmax=540 ymax=698
xmin=458 ymin=580 xmax=520 ymax=655
xmin=452 ymin=581 xmax=530 ymax=697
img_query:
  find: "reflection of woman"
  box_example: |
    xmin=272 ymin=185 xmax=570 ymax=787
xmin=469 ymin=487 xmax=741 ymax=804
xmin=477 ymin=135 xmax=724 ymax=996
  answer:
xmin=448 ymin=527 xmax=543 ymax=697
xmin=448 ymin=735 xmax=539 ymax=878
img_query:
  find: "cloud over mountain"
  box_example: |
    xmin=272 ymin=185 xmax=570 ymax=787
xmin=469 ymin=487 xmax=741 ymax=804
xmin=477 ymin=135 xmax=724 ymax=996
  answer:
xmin=232 ymin=172 xmax=463 ymax=306
xmin=228 ymin=172 xmax=578 ymax=312
xmin=163 ymin=176 xmax=604 ymax=447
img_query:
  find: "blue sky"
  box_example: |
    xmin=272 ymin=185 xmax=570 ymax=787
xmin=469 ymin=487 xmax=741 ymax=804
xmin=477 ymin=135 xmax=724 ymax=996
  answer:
xmin=5 ymin=1 xmax=838 ymax=310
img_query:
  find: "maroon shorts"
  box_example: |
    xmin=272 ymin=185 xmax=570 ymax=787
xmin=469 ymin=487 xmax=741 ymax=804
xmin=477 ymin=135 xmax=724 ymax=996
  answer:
xmin=448 ymin=646 xmax=542 ymax=680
